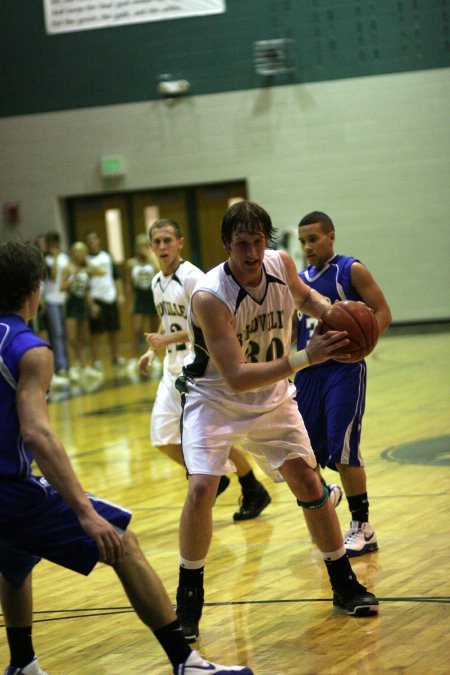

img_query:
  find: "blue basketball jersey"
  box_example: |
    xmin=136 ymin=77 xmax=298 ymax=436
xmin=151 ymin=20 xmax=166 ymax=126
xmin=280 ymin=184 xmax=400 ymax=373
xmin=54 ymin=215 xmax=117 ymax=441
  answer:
xmin=0 ymin=314 xmax=49 ymax=477
xmin=0 ymin=315 xmax=133 ymax=588
xmin=296 ymin=254 xmax=362 ymax=372
xmin=294 ymin=255 xmax=367 ymax=468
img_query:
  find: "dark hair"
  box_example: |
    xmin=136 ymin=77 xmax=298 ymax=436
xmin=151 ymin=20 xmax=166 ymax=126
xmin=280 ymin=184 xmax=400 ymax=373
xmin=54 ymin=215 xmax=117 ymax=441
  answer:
xmin=45 ymin=230 xmax=61 ymax=245
xmin=0 ymin=241 xmax=45 ymax=313
xmin=148 ymin=218 xmax=183 ymax=241
xmin=85 ymin=230 xmax=100 ymax=239
xmin=221 ymin=201 xmax=276 ymax=246
xmin=298 ymin=211 xmax=335 ymax=234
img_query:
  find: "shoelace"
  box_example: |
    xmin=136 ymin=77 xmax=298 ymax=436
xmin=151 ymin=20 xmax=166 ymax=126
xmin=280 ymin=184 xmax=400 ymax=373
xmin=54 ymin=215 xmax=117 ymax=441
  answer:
xmin=343 ymin=527 xmax=361 ymax=544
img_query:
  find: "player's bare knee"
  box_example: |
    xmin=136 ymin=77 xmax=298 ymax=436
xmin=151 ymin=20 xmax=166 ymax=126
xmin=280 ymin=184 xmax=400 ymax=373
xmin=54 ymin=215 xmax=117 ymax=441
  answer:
xmin=122 ymin=528 xmax=140 ymax=554
xmin=187 ymin=476 xmax=217 ymax=507
xmin=281 ymin=458 xmax=321 ymax=500
xmin=303 ymin=468 xmax=323 ymax=495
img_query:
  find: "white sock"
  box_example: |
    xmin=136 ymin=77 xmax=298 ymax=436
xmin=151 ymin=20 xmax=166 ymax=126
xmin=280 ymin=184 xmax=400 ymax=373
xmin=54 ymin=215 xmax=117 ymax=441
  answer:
xmin=320 ymin=545 xmax=346 ymax=562
xmin=179 ymin=557 xmax=206 ymax=569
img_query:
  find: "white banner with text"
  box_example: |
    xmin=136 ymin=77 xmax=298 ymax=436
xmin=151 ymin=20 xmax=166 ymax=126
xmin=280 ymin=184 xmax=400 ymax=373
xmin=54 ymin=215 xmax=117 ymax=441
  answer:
xmin=44 ymin=0 xmax=226 ymax=34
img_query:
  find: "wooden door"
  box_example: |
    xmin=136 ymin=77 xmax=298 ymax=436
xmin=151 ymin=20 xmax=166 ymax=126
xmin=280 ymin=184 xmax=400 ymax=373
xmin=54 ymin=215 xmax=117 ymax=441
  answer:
xmin=69 ymin=194 xmax=132 ymax=261
xmin=195 ymin=181 xmax=247 ymax=271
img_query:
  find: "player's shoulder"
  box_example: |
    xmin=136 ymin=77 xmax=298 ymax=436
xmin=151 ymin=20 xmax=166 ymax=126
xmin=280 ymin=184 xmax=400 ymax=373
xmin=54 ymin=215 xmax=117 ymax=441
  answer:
xmin=0 ymin=315 xmax=34 ymax=339
xmin=190 ymin=261 xmax=226 ymax=299
xmin=167 ymin=261 xmax=203 ymax=297
xmin=151 ymin=269 xmax=163 ymax=287
xmin=261 ymin=247 xmax=284 ymax=270
xmin=335 ymin=253 xmax=359 ymax=266
xmin=0 ymin=316 xmax=49 ymax=366
xmin=334 ymin=254 xmax=365 ymax=283
xmin=204 ymin=260 xmax=228 ymax=285
xmin=264 ymin=247 xmax=287 ymax=267
xmin=177 ymin=260 xmax=204 ymax=284
xmin=264 ymin=247 xmax=279 ymax=259
xmin=179 ymin=259 xmax=203 ymax=274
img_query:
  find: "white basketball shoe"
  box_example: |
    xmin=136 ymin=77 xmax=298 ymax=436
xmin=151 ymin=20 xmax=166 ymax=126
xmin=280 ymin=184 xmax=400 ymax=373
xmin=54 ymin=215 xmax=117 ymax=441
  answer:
xmin=327 ymin=483 xmax=343 ymax=508
xmin=176 ymin=650 xmax=254 ymax=674
xmin=344 ymin=521 xmax=378 ymax=557
xmin=4 ymin=657 xmax=48 ymax=675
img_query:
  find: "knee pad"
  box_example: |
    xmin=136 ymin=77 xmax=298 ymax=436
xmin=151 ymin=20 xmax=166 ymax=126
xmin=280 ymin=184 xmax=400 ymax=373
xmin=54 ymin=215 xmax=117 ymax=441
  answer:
xmin=297 ymin=485 xmax=329 ymax=510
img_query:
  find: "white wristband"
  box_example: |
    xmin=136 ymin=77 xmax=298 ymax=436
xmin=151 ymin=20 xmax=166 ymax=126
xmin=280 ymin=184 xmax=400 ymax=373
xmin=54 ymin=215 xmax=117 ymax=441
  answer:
xmin=288 ymin=348 xmax=312 ymax=373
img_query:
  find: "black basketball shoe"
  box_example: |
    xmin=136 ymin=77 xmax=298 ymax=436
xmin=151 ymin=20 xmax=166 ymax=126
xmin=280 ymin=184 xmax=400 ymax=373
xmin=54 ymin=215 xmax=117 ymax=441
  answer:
xmin=233 ymin=483 xmax=271 ymax=521
xmin=333 ymin=580 xmax=379 ymax=616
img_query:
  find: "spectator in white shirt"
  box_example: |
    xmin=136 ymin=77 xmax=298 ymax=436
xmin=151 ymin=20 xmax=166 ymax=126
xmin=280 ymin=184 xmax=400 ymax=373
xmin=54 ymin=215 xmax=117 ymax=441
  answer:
xmin=85 ymin=230 xmax=125 ymax=369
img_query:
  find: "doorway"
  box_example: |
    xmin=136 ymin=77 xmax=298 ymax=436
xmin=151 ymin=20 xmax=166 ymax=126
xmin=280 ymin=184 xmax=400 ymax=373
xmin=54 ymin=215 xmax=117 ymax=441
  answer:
xmin=65 ymin=180 xmax=247 ymax=350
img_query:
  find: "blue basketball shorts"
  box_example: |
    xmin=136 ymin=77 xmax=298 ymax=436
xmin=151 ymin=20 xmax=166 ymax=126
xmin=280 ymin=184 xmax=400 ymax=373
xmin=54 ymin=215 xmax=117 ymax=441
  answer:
xmin=294 ymin=361 xmax=367 ymax=469
xmin=0 ymin=474 xmax=132 ymax=588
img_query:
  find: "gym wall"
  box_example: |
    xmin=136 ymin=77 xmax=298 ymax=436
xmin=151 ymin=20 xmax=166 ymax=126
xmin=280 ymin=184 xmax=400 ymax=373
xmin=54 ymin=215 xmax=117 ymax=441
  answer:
xmin=0 ymin=0 xmax=449 ymax=322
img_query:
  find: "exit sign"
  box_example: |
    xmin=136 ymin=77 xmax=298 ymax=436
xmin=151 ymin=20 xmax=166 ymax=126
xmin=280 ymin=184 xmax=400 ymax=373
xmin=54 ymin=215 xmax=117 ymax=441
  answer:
xmin=100 ymin=155 xmax=126 ymax=177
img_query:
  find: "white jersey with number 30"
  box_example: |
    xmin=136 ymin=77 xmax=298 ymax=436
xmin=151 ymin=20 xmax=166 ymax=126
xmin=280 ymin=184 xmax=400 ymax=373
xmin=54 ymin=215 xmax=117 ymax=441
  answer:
xmin=185 ymin=249 xmax=296 ymax=412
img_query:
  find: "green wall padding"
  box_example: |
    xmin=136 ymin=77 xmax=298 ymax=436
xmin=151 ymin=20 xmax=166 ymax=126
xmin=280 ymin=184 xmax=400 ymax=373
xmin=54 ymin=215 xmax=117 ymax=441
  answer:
xmin=0 ymin=0 xmax=449 ymax=116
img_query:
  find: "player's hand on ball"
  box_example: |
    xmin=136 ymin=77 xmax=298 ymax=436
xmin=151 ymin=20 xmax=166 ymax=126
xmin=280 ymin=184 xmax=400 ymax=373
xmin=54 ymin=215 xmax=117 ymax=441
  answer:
xmin=319 ymin=300 xmax=379 ymax=362
xmin=307 ymin=321 xmax=351 ymax=364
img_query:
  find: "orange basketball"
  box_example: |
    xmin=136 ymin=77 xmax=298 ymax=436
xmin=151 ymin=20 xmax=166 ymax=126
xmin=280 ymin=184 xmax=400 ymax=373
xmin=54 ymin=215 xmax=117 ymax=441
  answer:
xmin=319 ymin=300 xmax=379 ymax=363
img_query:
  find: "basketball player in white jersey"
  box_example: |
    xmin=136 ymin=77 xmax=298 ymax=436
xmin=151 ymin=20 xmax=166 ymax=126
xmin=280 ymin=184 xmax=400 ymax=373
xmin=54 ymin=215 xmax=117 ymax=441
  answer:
xmin=174 ymin=201 xmax=379 ymax=643
xmin=139 ymin=219 xmax=271 ymax=520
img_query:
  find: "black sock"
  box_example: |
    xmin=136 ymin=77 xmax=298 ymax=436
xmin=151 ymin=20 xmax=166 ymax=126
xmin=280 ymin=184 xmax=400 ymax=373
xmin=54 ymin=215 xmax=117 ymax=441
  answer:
xmin=179 ymin=566 xmax=204 ymax=590
xmin=238 ymin=469 xmax=259 ymax=492
xmin=6 ymin=626 xmax=35 ymax=668
xmin=154 ymin=619 xmax=192 ymax=669
xmin=347 ymin=492 xmax=369 ymax=523
xmin=324 ymin=555 xmax=357 ymax=591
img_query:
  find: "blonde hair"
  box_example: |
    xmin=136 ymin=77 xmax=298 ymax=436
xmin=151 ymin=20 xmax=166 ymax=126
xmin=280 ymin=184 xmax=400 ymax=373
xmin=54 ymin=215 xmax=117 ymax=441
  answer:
xmin=70 ymin=241 xmax=87 ymax=255
xmin=135 ymin=234 xmax=149 ymax=247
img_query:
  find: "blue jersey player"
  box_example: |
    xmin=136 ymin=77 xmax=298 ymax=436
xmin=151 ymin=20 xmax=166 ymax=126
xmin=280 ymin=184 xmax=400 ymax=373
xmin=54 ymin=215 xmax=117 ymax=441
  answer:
xmin=0 ymin=241 xmax=254 ymax=675
xmin=295 ymin=212 xmax=392 ymax=557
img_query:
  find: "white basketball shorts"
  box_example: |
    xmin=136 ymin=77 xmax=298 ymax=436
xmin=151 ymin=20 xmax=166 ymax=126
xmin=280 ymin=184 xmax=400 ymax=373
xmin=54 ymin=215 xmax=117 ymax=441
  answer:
xmin=180 ymin=390 xmax=316 ymax=482
xmin=150 ymin=370 xmax=182 ymax=446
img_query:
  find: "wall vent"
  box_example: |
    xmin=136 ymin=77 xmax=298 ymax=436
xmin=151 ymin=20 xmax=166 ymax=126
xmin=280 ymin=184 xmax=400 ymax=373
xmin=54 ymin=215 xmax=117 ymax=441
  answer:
xmin=254 ymin=39 xmax=295 ymax=76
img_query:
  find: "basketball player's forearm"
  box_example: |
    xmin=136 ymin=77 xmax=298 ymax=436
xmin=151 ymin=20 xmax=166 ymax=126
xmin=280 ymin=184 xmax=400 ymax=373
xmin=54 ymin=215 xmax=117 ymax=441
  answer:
xmin=297 ymin=287 xmax=330 ymax=320
xmin=375 ymin=305 xmax=392 ymax=335
xmin=222 ymin=357 xmax=295 ymax=393
xmin=164 ymin=330 xmax=188 ymax=346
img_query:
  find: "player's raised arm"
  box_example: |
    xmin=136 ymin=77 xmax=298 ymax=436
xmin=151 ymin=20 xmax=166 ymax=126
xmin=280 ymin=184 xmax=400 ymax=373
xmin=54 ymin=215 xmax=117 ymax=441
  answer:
xmin=278 ymin=250 xmax=331 ymax=319
xmin=350 ymin=262 xmax=392 ymax=335
xmin=16 ymin=346 xmax=124 ymax=564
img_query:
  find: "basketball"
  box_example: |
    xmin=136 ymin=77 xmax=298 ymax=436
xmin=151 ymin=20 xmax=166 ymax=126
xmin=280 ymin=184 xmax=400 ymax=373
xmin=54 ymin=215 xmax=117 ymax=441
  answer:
xmin=319 ymin=300 xmax=379 ymax=362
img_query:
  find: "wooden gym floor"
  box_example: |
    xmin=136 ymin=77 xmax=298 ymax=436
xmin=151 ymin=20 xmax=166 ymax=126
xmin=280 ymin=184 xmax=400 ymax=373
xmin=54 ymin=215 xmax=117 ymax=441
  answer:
xmin=3 ymin=331 xmax=449 ymax=674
